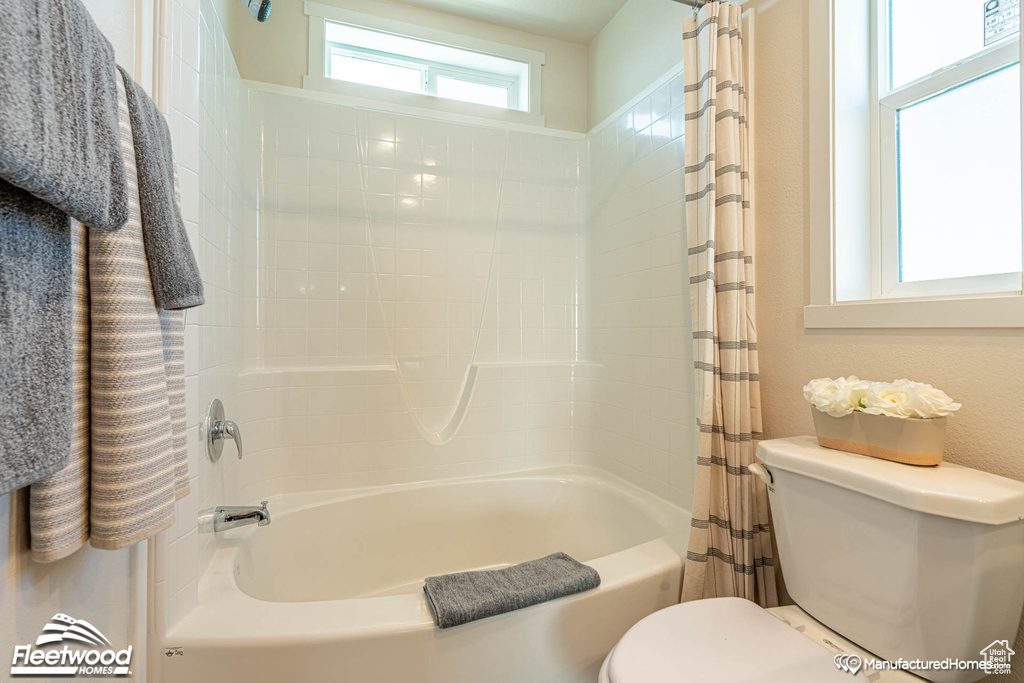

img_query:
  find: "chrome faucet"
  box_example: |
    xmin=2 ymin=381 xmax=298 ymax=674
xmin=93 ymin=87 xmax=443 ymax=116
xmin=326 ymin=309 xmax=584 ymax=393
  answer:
xmin=205 ymin=399 xmax=243 ymax=463
xmin=213 ymin=501 xmax=271 ymax=532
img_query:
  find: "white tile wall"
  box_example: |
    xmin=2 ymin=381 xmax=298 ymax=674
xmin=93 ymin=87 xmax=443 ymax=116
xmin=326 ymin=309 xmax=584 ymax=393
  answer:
xmin=150 ymin=0 xmax=202 ymax=644
xmin=151 ymin=0 xmax=260 ymax=640
xmin=576 ymin=69 xmax=697 ymax=512
xmin=227 ymin=361 xmax=581 ymax=502
xmin=243 ymin=91 xmax=585 ymax=474
xmin=189 ymin=0 xmax=262 ymax=594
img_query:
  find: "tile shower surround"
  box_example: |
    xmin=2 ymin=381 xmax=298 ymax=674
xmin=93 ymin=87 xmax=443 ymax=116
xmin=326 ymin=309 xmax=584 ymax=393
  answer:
xmin=160 ymin=0 xmax=694 ymax=641
xmin=221 ymin=94 xmax=588 ymax=507
xmin=221 ymin=75 xmax=696 ymax=535
xmin=577 ymin=77 xmax=695 ymax=511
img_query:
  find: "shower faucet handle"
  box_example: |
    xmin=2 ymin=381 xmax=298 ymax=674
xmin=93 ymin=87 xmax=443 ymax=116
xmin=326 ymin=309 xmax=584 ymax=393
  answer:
xmin=211 ymin=419 xmax=243 ymax=459
xmin=205 ymin=398 xmax=244 ymax=462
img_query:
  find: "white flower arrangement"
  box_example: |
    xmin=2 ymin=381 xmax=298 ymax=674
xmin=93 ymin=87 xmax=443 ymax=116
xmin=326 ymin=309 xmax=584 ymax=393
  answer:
xmin=803 ymin=376 xmax=961 ymax=420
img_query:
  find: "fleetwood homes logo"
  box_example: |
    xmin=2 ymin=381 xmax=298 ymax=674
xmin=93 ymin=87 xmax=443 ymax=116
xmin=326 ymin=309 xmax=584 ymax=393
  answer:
xmin=10 ymin=614 xmax=132 ymax=677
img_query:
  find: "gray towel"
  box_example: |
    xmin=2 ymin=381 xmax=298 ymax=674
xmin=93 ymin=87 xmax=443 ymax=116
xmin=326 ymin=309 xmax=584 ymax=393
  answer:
xmin=0 ymin=0 xmax=128 ymax=495
xmin=0 ymin=0 xmax=127 ymax=232
xmin=0 ymin=181 xmax=72 ymax=494
xmin=117 ymin=67 xmax=204 ymax=310
xmin=423 ymin=552 xmax=601 ymax=629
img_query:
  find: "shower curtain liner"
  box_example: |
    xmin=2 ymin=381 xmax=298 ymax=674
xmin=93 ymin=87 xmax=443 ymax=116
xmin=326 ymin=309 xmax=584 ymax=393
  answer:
xmin=680 ymin=1 xmax=777 ymax=607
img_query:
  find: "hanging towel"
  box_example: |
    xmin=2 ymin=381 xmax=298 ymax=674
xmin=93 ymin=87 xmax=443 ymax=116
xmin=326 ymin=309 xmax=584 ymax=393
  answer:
xmin=0 ymin=0 xmax=127 ymax=231
xmin=29 ymin=77 xmax=190 ymax=561
xmin=159 ymin=309 xmax=190 ymax=495
xmin=0 ymin=0 xmax=128 ymax=496
xmin=423 ymin=553 xmax=601 ymax=629
xmin=0 ymin=182 xmax=73 ymax=495
xmin=117 ymin=67 xmax=204 ymax=310
xmin=24 ymin=217 xmax=90 ymax=558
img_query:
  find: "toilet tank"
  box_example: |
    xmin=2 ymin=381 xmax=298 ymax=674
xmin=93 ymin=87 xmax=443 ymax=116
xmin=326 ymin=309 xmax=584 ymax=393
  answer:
xmin=758 ymin=437 xmax=1024 ymax=683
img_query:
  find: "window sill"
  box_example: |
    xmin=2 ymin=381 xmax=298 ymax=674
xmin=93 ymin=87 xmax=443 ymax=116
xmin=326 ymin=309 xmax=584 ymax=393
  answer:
xmin=803 ymin=294 xmax=1024 ymax=329
xmin=302 ymin=75 xmax=547 ymax=130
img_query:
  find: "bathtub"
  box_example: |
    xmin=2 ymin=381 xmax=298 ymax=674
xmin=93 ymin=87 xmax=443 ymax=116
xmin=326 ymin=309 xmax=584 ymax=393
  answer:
xmin=162 ymin=467 xmax=690 ymax=683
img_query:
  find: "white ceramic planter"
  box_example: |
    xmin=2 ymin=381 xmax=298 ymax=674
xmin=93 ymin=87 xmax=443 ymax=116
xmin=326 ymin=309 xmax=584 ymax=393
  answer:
xmin=811 ymin=409 xmax=947 ymax=466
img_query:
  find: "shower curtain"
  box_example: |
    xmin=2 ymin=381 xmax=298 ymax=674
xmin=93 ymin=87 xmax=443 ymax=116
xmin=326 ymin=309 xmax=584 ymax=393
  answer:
xmin=680 ymin=1 xmax=777 ymax=607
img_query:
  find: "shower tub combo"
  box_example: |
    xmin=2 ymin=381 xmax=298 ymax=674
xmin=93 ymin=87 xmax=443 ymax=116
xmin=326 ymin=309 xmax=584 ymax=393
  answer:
xmin=162 ymin=468 xmax=690 ymax=683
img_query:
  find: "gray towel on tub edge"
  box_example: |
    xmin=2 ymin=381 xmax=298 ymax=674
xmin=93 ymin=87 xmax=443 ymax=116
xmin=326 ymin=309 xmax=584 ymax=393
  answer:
xmin=117 ymin=66 xmax=204 ymax=310
xmin=423 ymin=552 xmax=601 ymax=629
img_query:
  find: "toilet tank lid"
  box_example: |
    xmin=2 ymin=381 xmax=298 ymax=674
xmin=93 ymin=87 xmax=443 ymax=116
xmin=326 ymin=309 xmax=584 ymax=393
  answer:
xmin=757 ymin=437 xmax=1024 ymax=525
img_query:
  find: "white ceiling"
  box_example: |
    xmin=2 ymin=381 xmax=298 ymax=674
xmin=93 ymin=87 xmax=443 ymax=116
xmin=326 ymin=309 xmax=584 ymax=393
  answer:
xmin=392 ymin=0 xmax=631 ymax=44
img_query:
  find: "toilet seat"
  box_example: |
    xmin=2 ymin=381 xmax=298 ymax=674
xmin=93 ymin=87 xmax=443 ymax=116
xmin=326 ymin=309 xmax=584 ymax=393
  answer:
xmin=600 ymin=598 xmax=918 ymax=683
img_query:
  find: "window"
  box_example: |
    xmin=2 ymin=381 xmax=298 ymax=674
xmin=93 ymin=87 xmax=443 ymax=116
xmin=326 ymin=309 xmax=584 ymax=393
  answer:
xmin=879 ymin=0 xmax=1022 ymax=298
xmin=328 ymin=49 xmax=425 ymax=95
xmin=323 ymin=22 xmax=524 ymax=110
xmin=303 ymin=3 xmax=544 ymax=122
xmin=806 ymin=0 xmax=1024 ymax=328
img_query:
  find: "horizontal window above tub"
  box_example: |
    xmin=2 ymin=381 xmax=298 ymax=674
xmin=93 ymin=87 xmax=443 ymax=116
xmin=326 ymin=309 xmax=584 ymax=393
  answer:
xmin=303 ymin=2 xmax=544 ymax=126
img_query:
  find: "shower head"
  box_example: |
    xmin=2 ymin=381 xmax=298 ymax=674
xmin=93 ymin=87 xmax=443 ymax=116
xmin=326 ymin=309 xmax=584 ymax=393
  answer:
xmin=241 ymin=0 xmax=271 ymax=22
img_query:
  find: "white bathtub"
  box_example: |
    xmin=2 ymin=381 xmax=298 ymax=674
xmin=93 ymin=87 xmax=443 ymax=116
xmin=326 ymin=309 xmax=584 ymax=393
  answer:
xmin=162 ymin=467 xmax=690 ymax=683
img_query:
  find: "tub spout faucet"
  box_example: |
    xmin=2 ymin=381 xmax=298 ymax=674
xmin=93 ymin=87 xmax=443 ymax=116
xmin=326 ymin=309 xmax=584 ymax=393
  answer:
xmin=213 ymin=501 xmax=271 ymax=532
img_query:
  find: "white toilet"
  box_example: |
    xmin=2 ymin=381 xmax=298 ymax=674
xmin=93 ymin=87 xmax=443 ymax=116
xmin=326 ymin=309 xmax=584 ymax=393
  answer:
xmin=599 ymin=436 xmax=1024 ymax=683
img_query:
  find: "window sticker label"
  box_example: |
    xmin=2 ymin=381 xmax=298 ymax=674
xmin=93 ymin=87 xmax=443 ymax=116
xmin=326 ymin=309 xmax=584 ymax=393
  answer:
xmin=984 ymin=0 xmax=1020 ymax=46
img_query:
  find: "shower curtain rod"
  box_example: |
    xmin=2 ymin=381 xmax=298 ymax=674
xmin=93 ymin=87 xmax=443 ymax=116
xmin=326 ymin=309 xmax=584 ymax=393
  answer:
xmin=671 ymin=0 xmax=709 ymax=6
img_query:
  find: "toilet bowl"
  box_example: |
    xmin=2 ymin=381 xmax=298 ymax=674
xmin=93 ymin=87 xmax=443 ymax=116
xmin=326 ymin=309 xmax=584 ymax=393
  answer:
xmin=597 ymin=598 xmax=917 ymax=682
xmin=600 ymin=436 xmax=1024 ymax=683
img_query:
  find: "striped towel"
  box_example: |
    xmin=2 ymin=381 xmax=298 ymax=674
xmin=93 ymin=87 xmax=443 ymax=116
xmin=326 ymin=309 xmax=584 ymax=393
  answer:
xmin=29 ymin=76 xmax=190 ymax=562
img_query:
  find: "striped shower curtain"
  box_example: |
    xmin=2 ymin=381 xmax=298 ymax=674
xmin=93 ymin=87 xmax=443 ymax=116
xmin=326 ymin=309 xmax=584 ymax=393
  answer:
xmin=680 ymin=1 xmax=777 ymax=607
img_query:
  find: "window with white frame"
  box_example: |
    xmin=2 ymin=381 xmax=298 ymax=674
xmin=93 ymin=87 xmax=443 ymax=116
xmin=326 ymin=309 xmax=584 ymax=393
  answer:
xmin=302 ymin=3 xmax=543 ymax=121
xmin=879 ymin=0 xmax=1021 ymax=299
xmin=806 ymin=0 xmax=1024 ymax=328
xmin=324 ymin=22 xmax=523 ymax=110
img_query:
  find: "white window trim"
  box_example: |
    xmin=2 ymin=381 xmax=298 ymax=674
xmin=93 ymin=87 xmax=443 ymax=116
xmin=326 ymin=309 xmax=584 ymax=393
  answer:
xmin=806 ymin=0 xmax=1024 ymax=329
xmin=304 ymin=1 xmax=545 ymax=126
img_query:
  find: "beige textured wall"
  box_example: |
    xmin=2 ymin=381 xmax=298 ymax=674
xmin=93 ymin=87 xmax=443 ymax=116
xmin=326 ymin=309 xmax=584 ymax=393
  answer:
xmin=213 ymin=0 xmax=589 ymax=132
xmin=587 ymin=0 xmax=688 ymax=127
xmin=749 ymin=0 xmax=1024 ymax=678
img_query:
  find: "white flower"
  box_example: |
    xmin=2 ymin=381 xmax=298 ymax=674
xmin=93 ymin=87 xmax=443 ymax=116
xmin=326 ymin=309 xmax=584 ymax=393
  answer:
xmin=811 ymin=377 xmax=964 ymax=420
xmin=803 ymin=376 xmax=870 ymax=417
xmin=859 ymin=382 xmax=914 ymax=419
xmin=892 ymin=379 xmax=962 ymax=419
